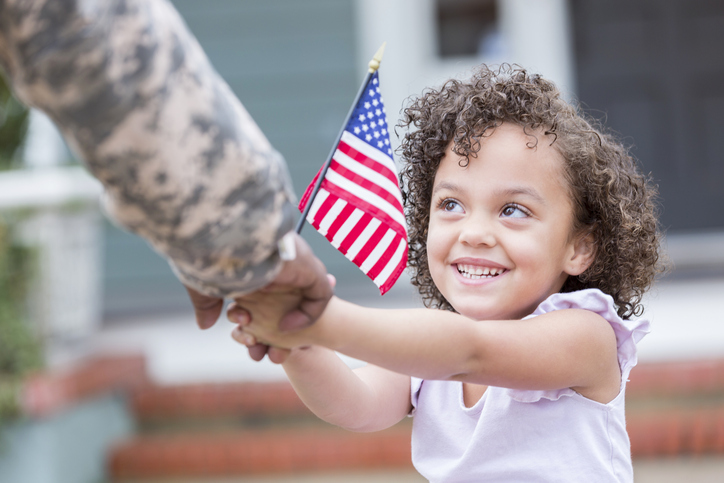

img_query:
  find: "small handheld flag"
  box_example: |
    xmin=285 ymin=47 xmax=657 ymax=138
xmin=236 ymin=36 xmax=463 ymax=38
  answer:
xmin=296 ymin=43 xmax=408 ymax=295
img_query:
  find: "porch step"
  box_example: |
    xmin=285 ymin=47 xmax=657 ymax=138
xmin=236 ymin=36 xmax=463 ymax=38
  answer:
xmin=131 ymin=381 xmax=311 ymax=421
xmin=110 ymin=381 xmax=414 ymax=480
xmin=107 ymin=358 xmax=724 ymax=480
xmin=626 ymin=358 xmax=724 ymax=458
xmin=110 ymin=424 xmax=412 ymax=480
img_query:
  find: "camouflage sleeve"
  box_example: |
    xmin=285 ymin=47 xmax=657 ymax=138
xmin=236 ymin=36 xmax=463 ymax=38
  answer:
xmin=0 ymin=0 xmax=297 ymax=298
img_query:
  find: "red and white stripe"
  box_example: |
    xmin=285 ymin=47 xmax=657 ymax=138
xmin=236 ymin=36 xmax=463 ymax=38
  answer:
xmin=299 ymin=131 xmax=408 ymax=294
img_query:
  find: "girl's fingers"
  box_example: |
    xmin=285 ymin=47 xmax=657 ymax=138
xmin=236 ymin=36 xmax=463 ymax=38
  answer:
xmin=267 ymin=347 xmax=292 ymax=364
xmin=232 ymin=326 xmax=269 ymax=362
xmin=232 ymin=326 xmax=257 ymax=347
xmin=247 ymin=343 xmax=269 ymax=362
xmin=227 ymin=302 xmax=251 ymax=326
xmin=232 ymin=325 xmax=288 ymax=363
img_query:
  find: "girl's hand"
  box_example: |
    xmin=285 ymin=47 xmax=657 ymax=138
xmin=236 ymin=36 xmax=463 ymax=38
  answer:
xmin=227 ymin=291 xmax=311 ymax=348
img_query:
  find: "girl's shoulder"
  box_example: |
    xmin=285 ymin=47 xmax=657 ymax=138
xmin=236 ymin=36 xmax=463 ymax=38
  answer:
xmin=529 ymin=288 xmax=651 ymax=377
xmin=502 ymin=289 xmax=651 ymax=405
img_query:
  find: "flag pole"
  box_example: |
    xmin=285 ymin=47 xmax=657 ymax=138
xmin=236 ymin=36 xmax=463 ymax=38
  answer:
xmin=295 ymin=42 xmax=387 ymax=234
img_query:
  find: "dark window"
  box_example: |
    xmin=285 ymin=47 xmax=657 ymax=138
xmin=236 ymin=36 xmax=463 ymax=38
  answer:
xmin=572 ymin=0 xmax=724 ymax=232
xmin=437 ymin=0 xmax=500 ymax=58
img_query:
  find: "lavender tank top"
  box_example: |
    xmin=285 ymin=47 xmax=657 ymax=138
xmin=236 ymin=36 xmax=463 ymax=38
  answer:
xmin=410 ymin=289 xmax=650 ymax=482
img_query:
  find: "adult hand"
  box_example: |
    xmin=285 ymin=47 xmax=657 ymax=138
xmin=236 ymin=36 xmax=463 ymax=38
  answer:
xmin=187 ymin=233 xmax=332 ymax=361
xmin=261 ymin=232 xmax=333 ymax=333
xmin=228 ymin=233 xmax=333 ymax=362
xmin=184 ymin=285 xmax=272 ymax=361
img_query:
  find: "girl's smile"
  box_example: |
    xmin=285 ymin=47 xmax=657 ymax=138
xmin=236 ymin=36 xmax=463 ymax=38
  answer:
xmin=453 ymin=259 xmax=508 ymax=282
xmin=427 ymin=123 xmax=594 ymax=321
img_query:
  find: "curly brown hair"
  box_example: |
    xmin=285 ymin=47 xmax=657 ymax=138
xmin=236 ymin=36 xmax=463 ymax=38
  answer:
xmin=398 ymin=64 xmax=667 ymax=319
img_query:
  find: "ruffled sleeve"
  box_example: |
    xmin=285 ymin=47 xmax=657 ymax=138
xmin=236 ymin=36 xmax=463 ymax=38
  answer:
xmin=507 ymin=288 xmax=650 ymax=403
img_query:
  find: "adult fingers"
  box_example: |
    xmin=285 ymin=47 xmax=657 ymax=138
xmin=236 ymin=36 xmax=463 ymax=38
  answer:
xmin=274 ymin=235 xmax=333 ymax=332
xmin=185 ymin=285 xmax=224 ymax=330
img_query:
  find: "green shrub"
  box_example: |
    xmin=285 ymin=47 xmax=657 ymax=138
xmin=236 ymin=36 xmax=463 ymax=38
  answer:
xmin=0 ymin=73 xmax=29 ymax=170
xmin=0 ymin=222 xmax=41 ymax=426
xmin=0 ymin=71 xmax=39 ymax=427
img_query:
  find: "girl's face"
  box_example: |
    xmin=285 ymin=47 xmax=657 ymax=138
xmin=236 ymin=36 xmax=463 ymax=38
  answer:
xmin=427 ymin=123 xmax=592 ymax=321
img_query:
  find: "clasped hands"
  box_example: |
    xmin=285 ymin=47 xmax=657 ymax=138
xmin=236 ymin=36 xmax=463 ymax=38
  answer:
xmin=184 ymin=233 xmax=332 ymax=363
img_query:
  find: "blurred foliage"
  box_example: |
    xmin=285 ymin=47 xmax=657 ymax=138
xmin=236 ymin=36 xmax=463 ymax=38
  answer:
xmin=0 ymin=71 xmax=29 ymax=171
xmin=0 ymin=222 xmax=41 ymax=426
xmin=0 ymin=69 xmax=39 ymax=428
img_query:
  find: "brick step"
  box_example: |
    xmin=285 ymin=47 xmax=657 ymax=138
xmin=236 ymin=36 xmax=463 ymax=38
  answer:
xmin=137 ymin=413 xmax=327 ymax=437
xmin=628 ymin=408 xmax=724 ymax=457
xmin=110 ymin=406 xmax=724 ymax=480
xmin=627 ymin=358 xmax=724 ymax=398
xmin=109 ymin=423 xmax=414 ymax=480
xmin=130 ymin=358 xmax=724 ymax=424
xmin=107 ymin=358 xmax=724 ymax=480
xmin=131 ymin=381 xmax=310 ymax=422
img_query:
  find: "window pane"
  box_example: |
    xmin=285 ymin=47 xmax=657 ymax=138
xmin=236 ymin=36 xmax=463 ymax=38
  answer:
xmin=437 ymin=0 xmax=499 ymax=58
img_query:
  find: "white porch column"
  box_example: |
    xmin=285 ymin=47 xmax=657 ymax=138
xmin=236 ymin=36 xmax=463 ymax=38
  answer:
xmin=354 ymin=0 xmax=578 ymax=120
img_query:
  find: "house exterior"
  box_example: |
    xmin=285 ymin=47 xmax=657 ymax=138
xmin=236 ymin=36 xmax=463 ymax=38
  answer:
xmin=6 ymin=0 xmax=717 ymax=324
xmin=100 ymin=0 xmax=724 ymax=320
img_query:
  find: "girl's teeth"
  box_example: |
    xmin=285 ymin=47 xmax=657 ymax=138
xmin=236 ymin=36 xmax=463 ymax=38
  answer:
xmin=457 ymin=264 xmax=504 ymax=279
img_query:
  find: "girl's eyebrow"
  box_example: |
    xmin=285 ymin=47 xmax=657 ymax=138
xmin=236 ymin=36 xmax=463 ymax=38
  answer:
xmin=494 ymin=186 xmax=547 ymax=205
xmin=431 ymin=181 xmax=460 ymax=196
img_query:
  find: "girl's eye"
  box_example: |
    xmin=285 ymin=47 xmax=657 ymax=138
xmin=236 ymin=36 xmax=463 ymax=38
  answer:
xmin=501 ymin=204 xmax=529 ymax=218
xmin=439 ymin=199 xmax=463 ymax=213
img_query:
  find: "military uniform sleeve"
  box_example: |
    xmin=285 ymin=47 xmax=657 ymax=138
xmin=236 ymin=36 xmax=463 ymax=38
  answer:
xmin=0 ymin=0 xmax=297 ymax=297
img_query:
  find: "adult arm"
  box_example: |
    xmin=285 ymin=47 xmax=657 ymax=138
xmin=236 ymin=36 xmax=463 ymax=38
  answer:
xmin=0 ymin=0 xmax=296 ymax=298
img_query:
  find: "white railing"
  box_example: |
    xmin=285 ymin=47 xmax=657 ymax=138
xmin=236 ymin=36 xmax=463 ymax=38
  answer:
xmin=0 ymin=115 xmax=104 ymax=343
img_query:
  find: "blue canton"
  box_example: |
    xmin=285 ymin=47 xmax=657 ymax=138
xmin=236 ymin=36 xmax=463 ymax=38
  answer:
xmin=347 ymin=72 xmax=393 ymax=157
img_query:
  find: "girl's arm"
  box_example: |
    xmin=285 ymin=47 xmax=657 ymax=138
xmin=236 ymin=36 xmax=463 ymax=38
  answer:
xmin=237 ymin=296 xmax=619 ymax=400
xmin=278 ymin=346 xmax=412 ymax=432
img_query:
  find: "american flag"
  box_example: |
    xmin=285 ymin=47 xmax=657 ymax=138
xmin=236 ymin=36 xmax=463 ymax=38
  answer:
xmin=298 ymin=72 xmax=407 ymax=295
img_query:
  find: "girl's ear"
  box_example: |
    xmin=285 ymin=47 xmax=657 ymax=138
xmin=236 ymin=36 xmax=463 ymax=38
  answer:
xmin=565 ymin=232 xmax=596 ymax=276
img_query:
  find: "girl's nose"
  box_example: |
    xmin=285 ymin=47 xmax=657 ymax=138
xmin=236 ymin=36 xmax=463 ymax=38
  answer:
xmin=458 ymin=217 xmax=497 ymax=248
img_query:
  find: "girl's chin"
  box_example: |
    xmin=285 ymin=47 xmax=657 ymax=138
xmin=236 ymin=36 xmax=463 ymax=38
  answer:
xmin=452 ymin=303 xmax=507 ymax=321
xmin=451 ymin=299 xmax=534 ymax=321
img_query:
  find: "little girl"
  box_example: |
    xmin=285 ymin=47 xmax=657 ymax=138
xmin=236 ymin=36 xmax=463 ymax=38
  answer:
xmin=228 ymin=65 xmax=666 ymax=482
